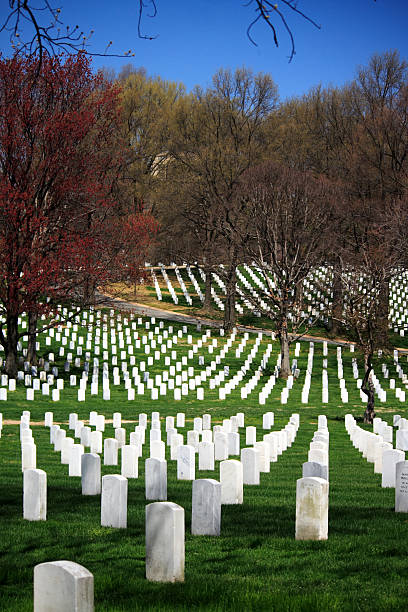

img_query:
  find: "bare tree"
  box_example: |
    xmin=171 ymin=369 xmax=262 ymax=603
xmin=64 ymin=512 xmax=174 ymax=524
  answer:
xmin=238 ymin=161 xmax=337 ymax=378
xmin=331 ymin=192 xmax=401 ymax=423
xmin=168 ymin=67 xmax=278 ymax=329
xmin=152 ymin=164 xmax=225 ymax=311
xmin=336 ymin=265 xmax=391 ymax=424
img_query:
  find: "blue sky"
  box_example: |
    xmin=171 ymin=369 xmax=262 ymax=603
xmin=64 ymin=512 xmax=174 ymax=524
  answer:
xmin=0 ymin=1 xmax=407 ymax=101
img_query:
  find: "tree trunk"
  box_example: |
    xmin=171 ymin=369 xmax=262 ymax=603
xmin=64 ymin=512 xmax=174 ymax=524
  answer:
xmin=27 ymin=311 xmax=38 ymax=365
xmin=377 ymin=282 xmax=390 ymax=349
xmin=223 ymin=265 xmax=237 ymax=332
xmin=83 ymin=272 xmax=96 ymax=305
xmin=278 ymin=319 xmax=291 ymax=379
xmin=203 ymin=266 xmax=212 ymax=309
xmin=329 ymin=269 xmax=343 ymax=337
xmin=5 ymin=314 xmax=19 ymax=378
xmin=362 ymin=354 xmax=375 ymax=424
xmin=363 ymin=385 xmax=375 ymax=424
xmin=296 ymin=279 xmax=304 ymax=308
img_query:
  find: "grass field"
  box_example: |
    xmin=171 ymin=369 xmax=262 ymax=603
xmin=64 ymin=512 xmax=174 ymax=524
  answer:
xmin=0 ymin=310 xmax=407 ymax=611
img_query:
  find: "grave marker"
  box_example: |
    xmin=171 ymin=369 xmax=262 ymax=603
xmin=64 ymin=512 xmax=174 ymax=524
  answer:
xmin=220 ymin=459 xmax=243 ymax=504
xmin=104 ymin=438 xmax=119 ymax=465
xmin=24 ymin=468 xmax=46 ymax=521
xmin=192 ymin=479 xmax=221 ymax=536
xmin=81 ymin=454 xmax=101 ymax=495
xmin=121 ymin=445 xmax=138 ymax=478
xmin=101 ymin=475 xmax=127 ymax=528
xmin=34 ymin=560 xmax=94 ymax=612
xmin=382 ymin=449 xmax=405 ymax=488
xmin=145 ymin=458 xmax=167 ymax=500
xmin=395 ymin=461 xmax=408 ymax=512
xmin=295 ymin=477 xmax=328 ymax=541
xmin=177 ymin=445 xmax=195 ymax=480
xmin=302 ymin=461 xmax=328 ymax=481
xmin=241 ymin=447 xmax=260 ymax=485
xmin=146 ymin=502 xmax=184 ymax=583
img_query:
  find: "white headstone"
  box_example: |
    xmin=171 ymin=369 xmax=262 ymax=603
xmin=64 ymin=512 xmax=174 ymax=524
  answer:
xmin=396 ymin=429 xmax=408 ymax=451
xmin=24 ymin=468 xmax=46 ymax=521
xmin=146 ymin=502 xmax=184 ymax=582
xmin=262 ymin=412 xmax=274 ymax=429
xmin=69 ymin=444 xmax=84 ymax=477
xmin=61 ymin=438 xmax=74 ymax=465
xmin=263 ymin=433 xmax=278 ymax=462
xmin=176 ymin=413 xmax=185 ymax=428
xmin=220 ymin=459 xmax=243 ymax=504
xmin=80 ymin=427 xmax=91 ymax=449
xmin=96 ymin=415 xmax=105 ymax=432
xmin=69 ymin=413 xmax=78 ymax=430
xmin=177 ymin=445 xmax=195 ymax=480
xmin=113 ymin=412 xmax=121 ymax=428
xmin=145 ymin=457 xmax=167 ymax=500
xmin=253 ymin=441 xmax=270 ymax=473
xmin=245 ymin=426 xmax=256 ymax=445
xmin=395 ymin=460 xmax=408 ymax=512
xmin=165 ymin=416 xmax=175 ymax=431
xmin=295 ymin=477 xmax=329 ymax=540
xmin=227 ymin=432 xmax=240 ymax=456
xmin=193 ymin=417 xmax=203 ymax=432
xmin=74 ymin=421 xmax=84 ymax=439
xmin=90 ymin=431 xmax=102 ymax=454
xmin=214 ymin=432 xmax=228 ymax=461
xmin=191 ymin=479 xmax=221 ymax=536
xmin=121 ymin=445 xmax=138 ymax=478
xmin=202 ymin=414 xmax=211 ymax=430
xmin=50 ymin=424 xmax=60 ymax=444
xmin=150 ymin=439 xmax=165 ymax=460
xmin=34 ymin=560 xmax=94 ymax=612
xmin=308 ymin=448 xmax=328 ymax=466
xmin=241 ymin=447 xmax=260 ymax=485
xmin=198 ymin=441 xmax=215 ymax=471
xmin=21 ymin=442 xmax=36 ymax=471
xmin=115 ymin=427 xmax=126 ymax=448
xmin=81 ymin=453 xmax=101 ymax=495
xmin=382 ymin=449 xmax=405 ymax=488
xmin=101 ymin=475 xmax=127 ymax=528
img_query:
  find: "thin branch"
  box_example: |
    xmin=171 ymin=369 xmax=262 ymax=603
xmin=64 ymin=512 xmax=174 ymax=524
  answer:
xmin=138 ymin=0 xmax=158 ymax=40
xmin=248 ymin=0 xmax=321 ymax=62
xmin=2 ymin=1 xmax=140 ymax=64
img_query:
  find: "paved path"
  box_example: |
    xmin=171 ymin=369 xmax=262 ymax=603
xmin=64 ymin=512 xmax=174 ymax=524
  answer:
xmin=101 ymin=294 xmax=223 ymax=328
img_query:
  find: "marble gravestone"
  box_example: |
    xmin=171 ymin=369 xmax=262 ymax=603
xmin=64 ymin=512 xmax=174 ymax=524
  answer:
xmin=395 ymin=460 xmax=408 ymax=513
xmin=295 ymin=477 xmax=328 ymax=541
xmin=34 ymin=560 xmax=94 ymax=612
xmin=145 ymin=502 xmax=184 ymax=583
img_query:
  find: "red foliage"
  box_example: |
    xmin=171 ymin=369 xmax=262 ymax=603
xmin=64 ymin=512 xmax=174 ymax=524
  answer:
xmin=0 ymin=52 xmax=124 ymax=317
xmin=102 ymin=201 xmax=159 ymax=288
xmin=119 ymin=208 xmax=158 ymax=283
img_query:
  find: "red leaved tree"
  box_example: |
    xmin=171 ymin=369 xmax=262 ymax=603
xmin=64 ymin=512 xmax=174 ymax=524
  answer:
xmin=99 ymin=202 xmax=159 ymax=296
xmin=0 ymin=52 xmax=126 ymax=375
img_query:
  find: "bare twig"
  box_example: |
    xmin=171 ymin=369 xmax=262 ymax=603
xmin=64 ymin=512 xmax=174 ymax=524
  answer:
xmin=246 ymin=0 xmax=321 ymax=62
xmin=2 ymin=1 xmax=140 ymax=62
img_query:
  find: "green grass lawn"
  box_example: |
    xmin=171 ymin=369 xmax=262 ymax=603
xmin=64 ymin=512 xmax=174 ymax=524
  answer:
xmin=0 ymin=311 xmax=407 ymax=611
